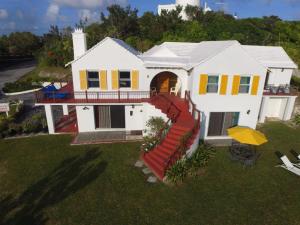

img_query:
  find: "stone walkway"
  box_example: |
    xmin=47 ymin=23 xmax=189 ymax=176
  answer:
xmin=134 ymin=160 xmax=158 ymax=183
xmin=72 ymin=131 xmax=143 ymax=145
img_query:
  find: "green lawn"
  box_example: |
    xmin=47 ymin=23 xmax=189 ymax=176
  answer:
xmin=1 ymin=122 xmax=300 ymax=225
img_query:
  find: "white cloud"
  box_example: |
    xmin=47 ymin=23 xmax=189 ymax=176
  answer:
xmin=52 ymin=0 xmax=127 ymax=9
xmin=46 ymin=4 xmax=60 ymax=22
xmin=78 ymin=9 xmax=99 ymax=22
xmin=0 ymin=9 xmax=8 ymax=20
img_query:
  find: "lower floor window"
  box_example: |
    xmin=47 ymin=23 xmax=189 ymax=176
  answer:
xmin=94 ymin=105 xmax=125 ymax=129
xmin=208 ymin=112 xmax=240 ymax=136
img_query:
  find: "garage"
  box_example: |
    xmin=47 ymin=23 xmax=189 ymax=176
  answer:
xmin=265 ymin=97 xmax=288 ymax=120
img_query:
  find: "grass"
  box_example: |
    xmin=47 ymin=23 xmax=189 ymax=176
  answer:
xmin=1 ymin=122 xmax=300 ymax=225
xmin=19 ymin=65 xmax=71 ymax=82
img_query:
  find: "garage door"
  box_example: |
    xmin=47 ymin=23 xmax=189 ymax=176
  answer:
xmin=266 ymin=97 xmax=288 ymax=119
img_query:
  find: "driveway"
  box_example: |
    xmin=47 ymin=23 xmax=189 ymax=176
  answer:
xmin=0 ymin=60 xmax=37 ymax=105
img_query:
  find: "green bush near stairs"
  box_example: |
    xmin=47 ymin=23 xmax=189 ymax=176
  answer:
xmin=142 ymin=117 xmax=168 ymax=153
xmin=293 ymin=114 xmax=300 ymax=126
xmin=166 ymin=143 xmax=216 ymax=184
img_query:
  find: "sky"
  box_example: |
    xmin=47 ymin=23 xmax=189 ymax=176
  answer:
xmin=0 ymin=0 xmax=300 ymax=35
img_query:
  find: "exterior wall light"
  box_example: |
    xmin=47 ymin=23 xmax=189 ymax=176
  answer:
xmin=83 ymin=107 xmax=90 ymax=110
xmin=247 ymin=110 xmax=251 ymax=115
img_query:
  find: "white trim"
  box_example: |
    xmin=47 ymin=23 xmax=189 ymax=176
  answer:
xmin=3 ymin=88 xmax=42 ymax=96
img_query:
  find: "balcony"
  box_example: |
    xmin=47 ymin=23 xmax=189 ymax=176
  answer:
xmin=263 ymin=85 xmax=298 ymax=96
xmin=35 ymin=82 xmax=152 ymax=104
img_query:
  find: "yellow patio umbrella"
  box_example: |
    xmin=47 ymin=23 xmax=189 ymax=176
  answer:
xmin=227 ymin=126 xmax=268 ymax=146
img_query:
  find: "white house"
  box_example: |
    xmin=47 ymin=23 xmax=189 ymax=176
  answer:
xmin=36 ymin=28 xmax=298 ymax=180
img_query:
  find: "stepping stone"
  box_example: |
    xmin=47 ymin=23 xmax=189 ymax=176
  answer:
xmin=134 ymin=160 xmax=144 ymax=168
xmin=147 ymin=176 xmax=158 ymax=183
xmin=142 ymin=168 xmax=152 ymax=175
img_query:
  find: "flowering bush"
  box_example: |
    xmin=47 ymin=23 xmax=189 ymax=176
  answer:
xmin=141 ymin=136 xmax=160 ymax=153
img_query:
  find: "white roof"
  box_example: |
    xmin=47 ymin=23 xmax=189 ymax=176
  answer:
xmin=243 ymin=45 xmax=297 ymax=69
xmin=66 ymin=37 xmax=141 ymax=66
xmin=141 ymin=41 xmax=239 ymax=70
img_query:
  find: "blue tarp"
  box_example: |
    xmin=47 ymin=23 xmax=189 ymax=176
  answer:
xmin=42 ymin=85 xmax=68 ymax=99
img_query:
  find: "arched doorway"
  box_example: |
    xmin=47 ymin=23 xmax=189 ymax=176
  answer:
xmin=150 ymin=71 xmax=181 ymax=95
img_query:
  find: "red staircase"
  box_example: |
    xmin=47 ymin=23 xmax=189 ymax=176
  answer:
xmin=142 ymin=92 xmax=200 ymax=180
xmin=55 ymin=107 xmax=78 ymax=133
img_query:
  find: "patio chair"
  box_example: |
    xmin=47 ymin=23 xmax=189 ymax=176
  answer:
xmin=275 ymin=151 xmax=300 ymax=176
xmin=151 ymin=87 xmax=157 ymax=96
xmin=170 ymin=81 xmax=181 ymax=96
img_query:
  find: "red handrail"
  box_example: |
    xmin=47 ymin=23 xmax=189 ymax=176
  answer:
xmin=164 ymin=91 xmax=201 ymax=172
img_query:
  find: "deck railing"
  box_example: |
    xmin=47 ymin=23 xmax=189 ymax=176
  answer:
xmin=36 ymin=90 xmax=152 ymax=104
xmin=263 ymin=85 xmax=298 ymax=96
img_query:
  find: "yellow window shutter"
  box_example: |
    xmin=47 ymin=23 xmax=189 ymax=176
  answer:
xmin=220 ymin=75 xmax=228 ymax=95
xmin=79 ymin=70 xmax=87 ymax=90
xmin=251 ymin=76 xmax=260 ymax=95
xmin=111 ymin=70 xmax=119 ymax=90
xmin=199 ymin=74 xmax=208 ymax=95
xmin=100 ymin=70 xmax=108 ymax=90
xmin=232 ymin=75 xmax=241 ymax=95
xmin=131 ymin=70 xmax=139 ymax=90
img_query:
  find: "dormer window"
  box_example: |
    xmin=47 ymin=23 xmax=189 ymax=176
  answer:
xmin=119 ymin=71 xmax=131 ymax=88
xmin=87 ymin=71 xmax=99 ymax=88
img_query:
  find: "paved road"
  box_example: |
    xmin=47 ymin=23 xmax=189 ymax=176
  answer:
xmin=0 ymin=60 xmax=37 ymax=104
xmin=0 ymin=60 xmax=36 ymax=89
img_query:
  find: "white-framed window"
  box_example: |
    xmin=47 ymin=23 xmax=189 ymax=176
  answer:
xmin=119 ymin=71 xmax=131 ymax=88
xmin=87 ymin=71 xmax=100 ymax=88
xmin=239 ymin=76 xmax=251 ymax=94
xmin=207 ymin=75 xmax=219 ymax=93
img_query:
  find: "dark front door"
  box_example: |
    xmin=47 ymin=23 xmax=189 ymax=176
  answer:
xmin=208 ymin=112 xmax=225 ymax=136
xmin=94 ymin=105 xmax=125 ymax=129
xmin=110 ymin=105 xmax=125 ymax=128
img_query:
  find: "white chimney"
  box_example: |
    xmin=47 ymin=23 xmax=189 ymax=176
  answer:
xmin=72 ymin=28 xmax=87 ymax=59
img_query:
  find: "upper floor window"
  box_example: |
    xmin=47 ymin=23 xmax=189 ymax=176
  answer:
xmin=207 ymin=75 xmax=219 ymax=93
xmin=239 ymin=76 xmax=251 ymax=94
xmin=119 ymin=71 xmax=131 ymax=88
xmin=87 ymin=71 xmax=99 ymax=88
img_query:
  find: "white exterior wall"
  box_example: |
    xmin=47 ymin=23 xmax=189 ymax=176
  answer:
xmin=76 ymin=105 xmax=96 ymax=132
xmin=267 ymin=68 xmax=293 ymax=86
xmin=75 ymin=103 xmax=168 ymax=133
xmin=72 ymin=39 xmax=146 ymax=92
xmin=189 ymin=44 xmax=267 ymax=139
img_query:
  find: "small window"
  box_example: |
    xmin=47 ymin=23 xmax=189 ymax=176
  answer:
xmin=207 ymin=75 xmax=219 ymax=93
xmin=87 ymin=71 xmax=99 ymax=88
xmin=119 ymin=71 xmax=131 ymax=88
xmin=239 ymin=76 xmax=251 ymax=94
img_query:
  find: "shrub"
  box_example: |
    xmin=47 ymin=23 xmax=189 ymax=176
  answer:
xmin=141 ymin=136 xmax=159 ymax=153
xmin=22 ymin=113 xmax=46 ymax=133
xmin=2 ymin=81 xmax=42 ymax=93
xmin=142 ymin=117 xmax=168 ymax=153
xmin=0 ymin=118 xmax=9 ymax=138
xmin=187 ymin=144 xmax=216 ymax=176
xmin=165 ymin=159 xmax=188 ymax=184
xmin=145 ymin=117 xmax=166 ymax=137
xmin=293 ymin=114 xmax=300 ymax=126
xmin=166 ymin=143 xmax=215 ymax=184
xmin=8 ymin=123 xmax=22 ymax=135
xmin=291 ymin=76 xmax=300 ymax=90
